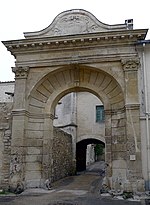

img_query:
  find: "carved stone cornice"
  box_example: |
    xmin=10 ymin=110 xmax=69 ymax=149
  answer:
xmin=12 ymin=66 xmax=29 ymax=79
xmin=2 ymin=29 xmax=147 ymax=59
xmin=121 ymin=58 xmax=140 ymax=71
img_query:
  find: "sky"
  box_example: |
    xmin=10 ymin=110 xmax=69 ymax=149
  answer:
xmin=0 ymin=0 xmax=150 ymax=82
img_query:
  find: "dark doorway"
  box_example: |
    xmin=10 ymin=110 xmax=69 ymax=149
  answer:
xmin=76 ymin=138 xmax=105 ymax=172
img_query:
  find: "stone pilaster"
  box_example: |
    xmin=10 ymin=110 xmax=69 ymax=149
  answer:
xmin=108 ymin=108 xmax=127 ymax=191
xmin=41 ymin=115 xmax=54 ymax=186
xmin=121 ymin=58 xmax=144 ymax=191
xmin=12 ymin=66 xmax=29 ymax=109
xmin=105 ymin=109 xmax=112 ymax=177
xmin=9 ymin=67 xmax=29 ymax=190
xmin=125 ymin=104 xmax=144 ymax=192
xmin=121 ymin=58 xmax=140 ymax=104
xmin=111 ymin=108 xmax=126 ymax=161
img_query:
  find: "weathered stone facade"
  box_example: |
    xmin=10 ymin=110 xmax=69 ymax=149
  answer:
xmin=52 ymin=128 xmax=73 ymax=181
xmin=0 ymin=104 xmax=73 ymax=190
xmin=0 ymin=102 xmax=12 ymax=189
xmin=1 ymin=9 xmax=149 ymax=191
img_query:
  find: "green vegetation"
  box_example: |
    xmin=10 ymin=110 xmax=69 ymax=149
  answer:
xmin=0 ymin=189 xmax=11 ymax=195
xmin=94 ymin=144 xmax=104 ymax=156
xmin=122 ymin=191 xmax=133 ymax=199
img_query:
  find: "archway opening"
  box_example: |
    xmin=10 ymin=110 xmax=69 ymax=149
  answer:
xmin=53 ymin=91 xmax=105 ymax=175
xmin=76 ymin=139 xmax=105 ymax=172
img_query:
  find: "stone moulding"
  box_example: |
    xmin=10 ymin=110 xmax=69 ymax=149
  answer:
xmin=11 ymin=109 xmax=54 ymax=119
xmin=3 ymin=29 xmax=147 ymax=51
xmin=125 ymin=103 xmax=140 ymax=110
xmin=2 ymin=29 xmax=148 ymax=64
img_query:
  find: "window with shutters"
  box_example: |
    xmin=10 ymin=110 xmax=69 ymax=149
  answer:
xmin=96 ymin=105 xmax=104 ymax=122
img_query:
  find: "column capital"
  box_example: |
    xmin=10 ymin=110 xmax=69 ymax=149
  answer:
xmin=121 ymin=58 xmax=140 ymax=71
xmin=12 ymin=66 xmax=29 ymax=79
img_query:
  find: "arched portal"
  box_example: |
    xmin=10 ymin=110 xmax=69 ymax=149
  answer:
xmin=76 ymin=138 xmax=105 ymax=172
xmin=9 ymin=63 xmax=143 ymax=192
xmin=3 ymin=9 xmax=146 ymax=192
xmin=28 ymin=65 xmax=124 ymax=112
xmin=26 ymin=65 xmax=126 ymax=187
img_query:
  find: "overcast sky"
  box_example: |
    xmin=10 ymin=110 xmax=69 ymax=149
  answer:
xmin=0 ymin=0 xmax=150 ymax=81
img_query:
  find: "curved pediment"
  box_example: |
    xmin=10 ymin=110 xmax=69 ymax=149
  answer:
xmin=24 ymin=9 xmax=130 ymax=38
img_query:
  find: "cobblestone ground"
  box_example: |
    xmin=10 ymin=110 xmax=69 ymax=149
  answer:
xmin=0 ymin=161 xmax=149 ymax=205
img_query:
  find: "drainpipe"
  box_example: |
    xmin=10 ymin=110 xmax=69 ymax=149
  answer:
xmin=142 ymin=43 xmax=150 ymax=190
xmin=70 ymin=92 xmax=77 ymax=160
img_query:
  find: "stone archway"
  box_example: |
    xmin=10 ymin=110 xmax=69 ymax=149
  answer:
xmin=25 ymin=64 xmax=128 ymax=190
xmin=76 ymin=138 xmax=105 ymax=172
xmin=28 ymin=65 xmax=124 ymax=112
xmin=3 ymin=9 xmax=147 ymax=191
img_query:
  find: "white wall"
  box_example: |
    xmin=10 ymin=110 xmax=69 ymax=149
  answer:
xmin=54 ymin=91 xmax=105 ymax=141
xmin=76 ymin=92 xmax=105 ymax=141
xmin=0 ymin=82 xmax=14 ymax=102
xmin=138 ymin=42 xmax=150 ymax=189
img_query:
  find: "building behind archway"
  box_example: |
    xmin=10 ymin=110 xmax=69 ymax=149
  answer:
xmin=53 ymin=92 xmax=105 ymax=170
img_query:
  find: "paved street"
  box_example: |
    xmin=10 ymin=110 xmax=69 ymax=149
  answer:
xmin=0 ymin=162 xmax=149 ymax=205
xmin=0 ymin=194 xmax=146 ymax=205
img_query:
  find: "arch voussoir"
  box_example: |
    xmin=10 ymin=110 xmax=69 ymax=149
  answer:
xmin=29 ymin=66 xmax=124 ymax=113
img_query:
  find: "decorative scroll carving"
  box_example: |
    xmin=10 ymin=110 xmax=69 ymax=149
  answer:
xmin=121 ymin=58 xmax=140 ymax=71
xmin=51 ymin=14 xmax=100 ymax=36
xmin=12 ymin=67 xmax=29 ymax=79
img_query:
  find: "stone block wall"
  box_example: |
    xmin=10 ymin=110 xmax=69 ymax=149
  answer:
xmin=24 ymin=117 xmax=44 ymax=188
xmin=105 ymin=108 xmax=127 ymax=191
xmin=52 ymin=128 xmax=73 ymax=182
xmin=0 ymin=102 xmax=13 ymax=189
xmin=111 ymin=109 xmax=126 ymax=161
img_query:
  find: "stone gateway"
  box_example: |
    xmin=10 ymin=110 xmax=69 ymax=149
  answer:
xmin=1 ymin=9 xmax=150 ymax=192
